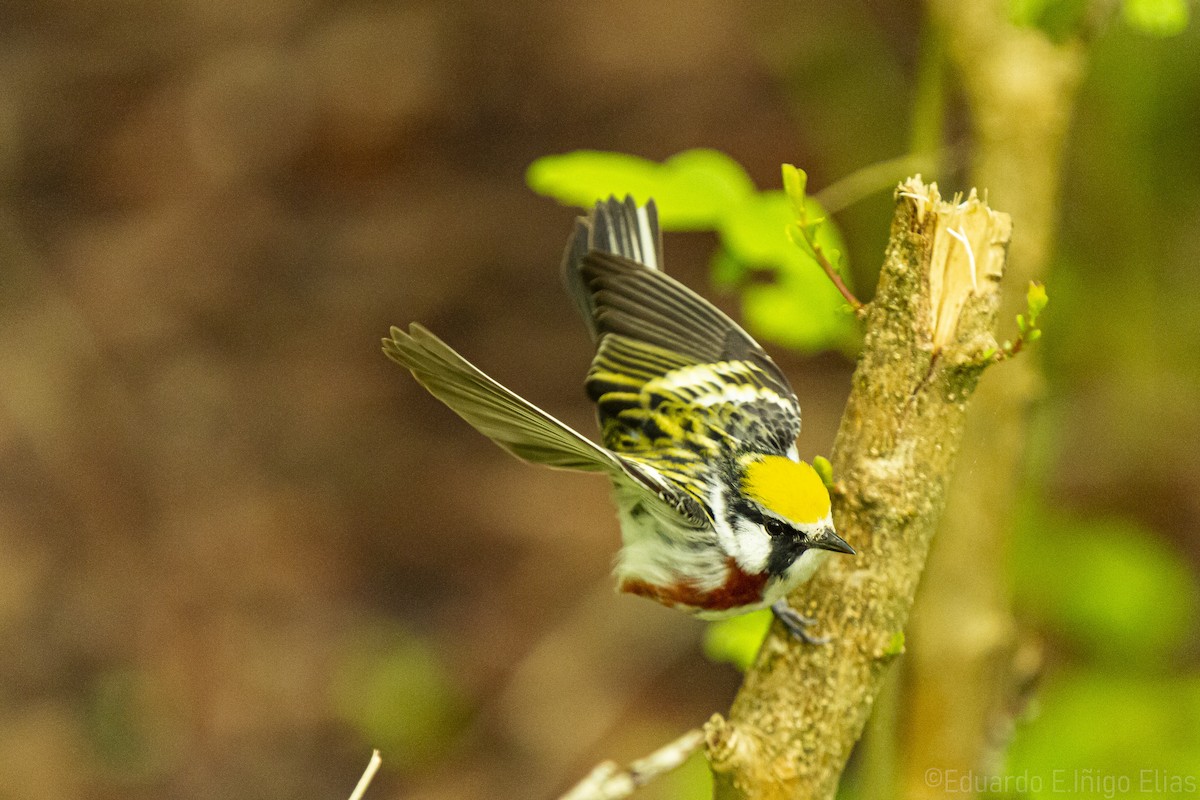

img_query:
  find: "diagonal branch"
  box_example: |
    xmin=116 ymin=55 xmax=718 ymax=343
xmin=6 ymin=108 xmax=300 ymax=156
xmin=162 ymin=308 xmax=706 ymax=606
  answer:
xmin=705 ymin=177 xmax=1012 ymax=800
xmin=558 ymin=728 xmax=705 ymax=800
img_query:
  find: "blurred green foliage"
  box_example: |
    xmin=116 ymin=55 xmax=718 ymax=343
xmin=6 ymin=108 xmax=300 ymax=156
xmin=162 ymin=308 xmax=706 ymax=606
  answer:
xmin=528 ymin=150 xmax=859 ymax=354
xmin=1006 ymin=673 xmax=1200 ymax=798
xmin=1008 ymin=0 xmax=1094 ymax=40
xmin=1001 ymin=500 xmax=1200 ymax=797
xmin=703 ymin=610 xmax=774 ymax=672
xmin=527 ymin=149 xmax=755 ymax=229
xmin=1121 ymin=0 xmax=1190 ymax=36
xmin=996 ymin=14 xmax=1200 ymax=792
xmin=1009 ymin=0 xmax=1190 ymax=39
xmin=1012 ymin=508 xmax=1199 ymax=662
xmin=330 ymin=624 xmax=466 ymax=768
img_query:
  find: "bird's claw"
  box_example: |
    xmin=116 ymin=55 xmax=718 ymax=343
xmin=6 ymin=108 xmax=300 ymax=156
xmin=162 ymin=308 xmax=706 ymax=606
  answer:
xmin=771 ymin=600 xmax=830 ymax=645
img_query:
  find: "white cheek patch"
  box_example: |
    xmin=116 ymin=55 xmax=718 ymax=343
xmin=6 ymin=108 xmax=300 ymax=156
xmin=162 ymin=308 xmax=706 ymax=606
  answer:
xmin=732 ymin=518 xmax=771 ymax=574
xmin=707 ymin=483 xmax=772 ymax=574
xmin=708 ymin=484 xmax=736 ymax=554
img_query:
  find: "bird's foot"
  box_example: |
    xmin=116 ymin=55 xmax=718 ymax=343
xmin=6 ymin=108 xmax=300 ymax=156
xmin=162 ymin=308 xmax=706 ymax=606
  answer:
xmin=771 ymin=600 xmax=830 ymax=645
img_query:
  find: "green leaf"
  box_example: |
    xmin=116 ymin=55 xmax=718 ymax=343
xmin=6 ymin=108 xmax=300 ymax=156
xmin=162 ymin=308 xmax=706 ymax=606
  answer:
xmin=719 ymin=192 xmax=806 ymax=264
xmin=812 ymin=455 xmax=834 ymax=488
xmin=1122 ymin=0 xmax=1190 ymax=37
xmin=718 ymin=191 xmax=858 ymax=353
xmin=703 ymin=609 xmax=773 ymax=671
xmin=785 ymin=222 xmax=817 ymax=259
xmin=882 ymin=631 xmax=906 ymax=657
xmin=526 ymin=149 xmax=755 ymax=227
xmin=1027 ymin=280 xmax=1049 ymax=319
xmin=781 ymin=163 xmax=808 ymax=220
xmin=708 ymin=248 xmax=744 ymax=291
xmin=742 ymin=278 xmax=859 ymax=354
xmin=529 ymin=149 xmax=859 ymax=355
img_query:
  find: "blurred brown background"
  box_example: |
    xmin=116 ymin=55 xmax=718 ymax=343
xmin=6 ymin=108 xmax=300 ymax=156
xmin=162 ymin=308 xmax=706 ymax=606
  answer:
xmin=1 ymin=2 xmax=1197 ymax=799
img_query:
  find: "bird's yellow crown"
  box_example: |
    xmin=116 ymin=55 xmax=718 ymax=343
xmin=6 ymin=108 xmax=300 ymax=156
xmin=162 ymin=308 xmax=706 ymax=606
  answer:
xmin=740 ymin=455 xmax=831 ymax=525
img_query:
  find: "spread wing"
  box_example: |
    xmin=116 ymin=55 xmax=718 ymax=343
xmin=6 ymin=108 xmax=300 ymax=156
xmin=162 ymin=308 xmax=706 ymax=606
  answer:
xmin=562 ymin=197 xmax=802 ymax=460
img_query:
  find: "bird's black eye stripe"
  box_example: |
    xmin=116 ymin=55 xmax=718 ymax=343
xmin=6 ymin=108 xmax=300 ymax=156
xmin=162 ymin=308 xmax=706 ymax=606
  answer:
xmin=733 ymin=500 xmax=763 ymax=525
xmin=764 ymin=518 xmax=788 ymax=537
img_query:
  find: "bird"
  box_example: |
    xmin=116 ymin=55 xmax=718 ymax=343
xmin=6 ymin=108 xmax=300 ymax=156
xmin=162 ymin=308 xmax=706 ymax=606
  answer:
xmin=383 ymin=196 xmax=854 ymax=642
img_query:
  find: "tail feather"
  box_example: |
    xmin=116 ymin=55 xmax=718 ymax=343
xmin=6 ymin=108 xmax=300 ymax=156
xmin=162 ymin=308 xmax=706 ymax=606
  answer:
xmin=383 ymin=324 xmax=621 ymax=472
xmin=383 ymin=323 xmax=709 ymax=525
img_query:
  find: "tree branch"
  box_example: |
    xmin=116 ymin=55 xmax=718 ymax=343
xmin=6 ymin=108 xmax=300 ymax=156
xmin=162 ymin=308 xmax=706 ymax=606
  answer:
xmin=902 ymin=2 xmax=1085 ymax=791
xmin=705 ymin=177 xmax=1012 ymax=800
xmin=348 ymin=750 xmax=382 ymax=800
xmin=557 ymin=728 xmax=705 ymax=800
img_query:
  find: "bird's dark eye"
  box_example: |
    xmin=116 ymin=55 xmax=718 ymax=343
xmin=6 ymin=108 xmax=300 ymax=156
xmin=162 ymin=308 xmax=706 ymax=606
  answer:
xmin=764 ymin=518 xmax=788 ymax=537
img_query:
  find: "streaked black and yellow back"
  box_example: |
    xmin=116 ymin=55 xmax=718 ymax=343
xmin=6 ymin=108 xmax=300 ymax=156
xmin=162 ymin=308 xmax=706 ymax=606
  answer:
xmin=562 ymin=197 xmax=804 ymax=471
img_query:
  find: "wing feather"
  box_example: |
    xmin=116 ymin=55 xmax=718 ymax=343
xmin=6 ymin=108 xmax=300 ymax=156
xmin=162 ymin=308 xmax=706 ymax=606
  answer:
xmin=383 ymin=324 xmax=708 ymax=524
xmin=559 ymin=196 xmax=803 ymax=454
xmin=562 ymin=196 xmax=663 ymax=341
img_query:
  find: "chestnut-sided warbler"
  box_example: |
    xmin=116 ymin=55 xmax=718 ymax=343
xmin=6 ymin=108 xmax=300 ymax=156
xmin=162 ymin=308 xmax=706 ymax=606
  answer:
xmin=384 ymin=196 xmax=854 ymax=641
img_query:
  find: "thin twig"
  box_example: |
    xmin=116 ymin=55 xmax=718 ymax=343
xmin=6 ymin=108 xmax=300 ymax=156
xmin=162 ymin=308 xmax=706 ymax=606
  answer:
xmin=348 ymin=750 xmax=382 ymax=800
xmin=807 ymin=237 xmax=866 ymax=316
xmin=557 ymin=728 xmax=705 ymax=800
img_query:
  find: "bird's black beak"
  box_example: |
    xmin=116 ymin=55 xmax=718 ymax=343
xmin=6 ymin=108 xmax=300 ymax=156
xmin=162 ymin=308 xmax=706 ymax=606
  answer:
xmin=811 ymin=527 xmax=856 ymax=555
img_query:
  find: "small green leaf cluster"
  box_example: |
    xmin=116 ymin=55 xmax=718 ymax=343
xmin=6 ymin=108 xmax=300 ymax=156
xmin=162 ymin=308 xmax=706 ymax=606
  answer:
xmin=527 ymin=150 xmax=859 ymax=354
xmin=985 ymin=280 xmax=1050 ymax=362
xmin=781 ymin=165 xmax=832 ymax=259
xmin=1009 ymin=279 xmax=1049 ymax=348
xmin=1019 ymin=280 xmax=1049 ymax=337
xmin=781 ymin=165 xmax=861 ymax=315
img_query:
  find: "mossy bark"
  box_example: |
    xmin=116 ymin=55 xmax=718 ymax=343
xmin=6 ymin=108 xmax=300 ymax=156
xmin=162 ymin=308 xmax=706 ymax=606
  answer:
xmin=705 ymin=178 xmax=1012 ymax=800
